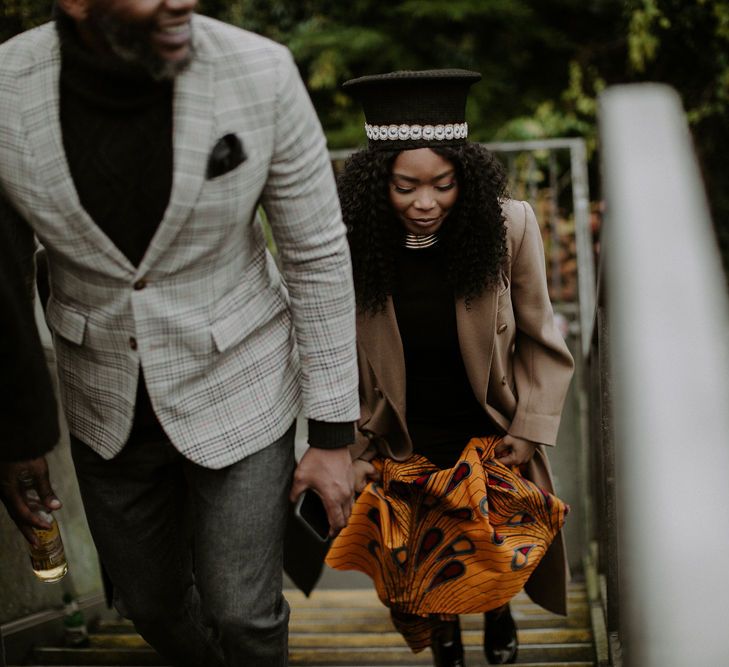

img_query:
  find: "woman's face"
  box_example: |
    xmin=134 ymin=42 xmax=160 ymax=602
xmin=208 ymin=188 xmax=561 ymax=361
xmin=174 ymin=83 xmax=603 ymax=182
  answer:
xmin=389 ymin=148 xmax=459 ymax=236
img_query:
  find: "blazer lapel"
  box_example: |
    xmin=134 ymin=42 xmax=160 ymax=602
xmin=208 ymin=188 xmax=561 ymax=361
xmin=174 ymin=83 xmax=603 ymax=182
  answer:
xmin=356 ymin=298 xmax=407 ymax=417
xmin=137 ymin=41 xmax=215 ymax=274
xmin=456 ymin=287 xmax=498 ymax=405
xmin=19 ymin=32 xmax=133 ymax=277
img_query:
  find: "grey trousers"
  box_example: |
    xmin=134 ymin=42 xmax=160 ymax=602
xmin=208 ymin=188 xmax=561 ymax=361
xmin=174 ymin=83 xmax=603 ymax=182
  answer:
xmin=71 ymin=421 xmax=296 ymax=667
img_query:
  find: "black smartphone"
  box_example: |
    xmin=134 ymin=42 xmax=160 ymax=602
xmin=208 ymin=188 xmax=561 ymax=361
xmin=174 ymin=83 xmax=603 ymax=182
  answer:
xmin=293 ymin=490 xmax=330 ymax=542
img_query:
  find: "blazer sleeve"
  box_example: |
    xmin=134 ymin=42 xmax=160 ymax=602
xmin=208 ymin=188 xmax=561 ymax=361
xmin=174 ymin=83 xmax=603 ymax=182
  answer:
xmin=259 ymin=46 xmax=359 ymax=428
xmin=0 ymin=194 xmax=59 ymax=462
xmin=508 ymin=201 xmax=574 ymax=446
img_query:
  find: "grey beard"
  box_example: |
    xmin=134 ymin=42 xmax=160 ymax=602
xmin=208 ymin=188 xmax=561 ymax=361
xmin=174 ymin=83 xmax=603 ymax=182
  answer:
xmin=92 ymin=14 xmax=194 ymax=80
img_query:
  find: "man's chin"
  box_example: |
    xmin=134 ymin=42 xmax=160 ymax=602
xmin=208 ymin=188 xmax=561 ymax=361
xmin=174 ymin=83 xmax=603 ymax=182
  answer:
xmin=149 ymin=48 xmax=194 ymax=80
xmin=97 ymin=20 xmax=195 ymax=80
xmin=110 ymin=44 xmax=194 ymax=80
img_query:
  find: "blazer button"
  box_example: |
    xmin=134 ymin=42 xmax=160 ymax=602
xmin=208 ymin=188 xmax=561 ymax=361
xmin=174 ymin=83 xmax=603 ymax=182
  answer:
xmin=501 ymin=375 xmax=508 ymax=385
xmin=497 ymin=323 xmax=508 ymax=334
xmin=129 ymin=336 xmax=138 ymax=351
xmin=374 ymin=387 xmax=383 ymax=398
xmin=133 ymin=279 xmax=147 ymax=291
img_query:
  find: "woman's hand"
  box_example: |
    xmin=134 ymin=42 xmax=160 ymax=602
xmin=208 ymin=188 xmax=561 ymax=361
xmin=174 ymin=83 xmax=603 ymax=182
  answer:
xmin=494 ymin=435 xmax=538 ymax=467
xmin=353 ymin=459 xmax=380 ymax=494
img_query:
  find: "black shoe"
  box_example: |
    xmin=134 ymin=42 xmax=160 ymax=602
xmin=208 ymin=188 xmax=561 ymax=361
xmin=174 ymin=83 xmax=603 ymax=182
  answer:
xmin=484 ymin=604 xmax=518 ymax=664
xmin=431 ymin=618 xmax=465 ymax=667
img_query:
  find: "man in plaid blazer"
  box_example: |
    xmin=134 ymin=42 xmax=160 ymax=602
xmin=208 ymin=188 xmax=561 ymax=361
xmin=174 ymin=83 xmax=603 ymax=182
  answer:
xmin=0 ymin=0 xmax=359 ymax=664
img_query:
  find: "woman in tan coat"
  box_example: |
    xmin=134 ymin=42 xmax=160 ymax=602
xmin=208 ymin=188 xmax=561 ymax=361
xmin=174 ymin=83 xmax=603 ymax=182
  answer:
xmin=325 ymin=70 xmax=574 ymax=666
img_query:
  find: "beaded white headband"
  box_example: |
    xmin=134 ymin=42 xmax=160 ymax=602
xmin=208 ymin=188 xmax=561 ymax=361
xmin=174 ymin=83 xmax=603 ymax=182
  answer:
xmin=365 ymin=122 xmax=468 ymax=142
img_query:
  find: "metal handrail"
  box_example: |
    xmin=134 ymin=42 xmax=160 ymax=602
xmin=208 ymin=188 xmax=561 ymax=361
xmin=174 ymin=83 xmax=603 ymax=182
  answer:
xmin=599 ymin=83 xmax=729 ymax=666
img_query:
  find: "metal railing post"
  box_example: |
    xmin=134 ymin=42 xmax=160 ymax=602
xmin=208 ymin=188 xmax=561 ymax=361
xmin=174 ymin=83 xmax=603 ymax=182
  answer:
xmin=570 ymin=140 xmax=595 ymax=357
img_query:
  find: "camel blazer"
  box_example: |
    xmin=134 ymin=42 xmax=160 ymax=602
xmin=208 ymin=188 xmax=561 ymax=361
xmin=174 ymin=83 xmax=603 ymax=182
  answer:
xmin=352 ymin=199 xmax=575 ymax=614
xmin=0 ymin=16 xmax=359 ymax=468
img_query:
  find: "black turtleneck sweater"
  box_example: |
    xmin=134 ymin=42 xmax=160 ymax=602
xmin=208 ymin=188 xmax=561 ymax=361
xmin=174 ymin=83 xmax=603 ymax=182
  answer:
xmin=392 ymin=242 xmax=498 ymax=469
xmin=57 ymin=13 xmax=173 ymax=268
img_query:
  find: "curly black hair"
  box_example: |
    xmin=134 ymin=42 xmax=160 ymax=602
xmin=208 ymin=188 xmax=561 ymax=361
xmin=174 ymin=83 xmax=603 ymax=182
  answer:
xmin=338 ymin=143 xmax=509 ymax=314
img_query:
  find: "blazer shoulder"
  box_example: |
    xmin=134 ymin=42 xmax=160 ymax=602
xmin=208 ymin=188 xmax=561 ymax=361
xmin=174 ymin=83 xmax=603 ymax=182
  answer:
xmin=500 ymin=198 xmax=532 ymax=258
xmin=0 ymin=22 xmax=57 ymax=75
xmin=193 ymin=14 xmax=290 ymax=67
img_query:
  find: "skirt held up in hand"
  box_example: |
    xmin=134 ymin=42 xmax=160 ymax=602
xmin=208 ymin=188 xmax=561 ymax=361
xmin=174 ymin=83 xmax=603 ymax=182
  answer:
xmin=325 ymin=435 xmax=568 ymax=651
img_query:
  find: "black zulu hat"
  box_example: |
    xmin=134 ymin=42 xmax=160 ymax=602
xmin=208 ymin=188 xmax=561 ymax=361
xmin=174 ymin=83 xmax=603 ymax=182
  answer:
xmin=342 ymin=69 xmax=481 ymax=150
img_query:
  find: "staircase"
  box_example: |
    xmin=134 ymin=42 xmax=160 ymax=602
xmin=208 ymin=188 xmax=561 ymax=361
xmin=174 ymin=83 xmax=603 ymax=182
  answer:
xmin=15 ymin=583 xmax=594 ymax=666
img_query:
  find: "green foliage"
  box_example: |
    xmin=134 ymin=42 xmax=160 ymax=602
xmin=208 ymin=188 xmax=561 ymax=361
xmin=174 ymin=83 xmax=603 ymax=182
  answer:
xmin=3 ymin=1 xmax=728 ymax=270
xmin=195 ymin=0 xmax=623 ymax=149
xmin=627 ymin=0 xmax=668 ymax=72
xmin=495 ymin=61 xmax=605 ymax=155
xmin=2 ymin=1 xmax=624 ymax=151
xmin=0 ymin=0 xmax=54 ymax=43
xmin=621 ymin=0 xmax=729 ymax=271
xmin=625 ymin=0 xmax=729 ymax=122
xmin=490 ymin=0 xmax=729 ymax=273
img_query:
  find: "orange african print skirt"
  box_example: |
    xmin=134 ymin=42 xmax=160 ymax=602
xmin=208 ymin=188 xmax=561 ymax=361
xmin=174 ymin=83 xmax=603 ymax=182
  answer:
xmin=325 ymin=435 xmax=568 ymax=652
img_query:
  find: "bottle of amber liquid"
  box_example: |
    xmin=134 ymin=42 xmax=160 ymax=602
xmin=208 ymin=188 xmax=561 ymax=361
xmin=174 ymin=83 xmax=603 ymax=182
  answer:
xmin=20 ymin=476 xmax=68 ymax=583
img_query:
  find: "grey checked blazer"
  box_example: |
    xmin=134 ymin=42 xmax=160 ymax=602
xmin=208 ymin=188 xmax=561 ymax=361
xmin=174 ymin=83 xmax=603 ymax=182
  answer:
xmin=0 ymin=16 xmax=359 ymax=468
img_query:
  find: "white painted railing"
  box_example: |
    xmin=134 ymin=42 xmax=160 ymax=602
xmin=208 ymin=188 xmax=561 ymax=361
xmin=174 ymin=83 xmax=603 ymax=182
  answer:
xmin=600 ymin=83 xmax=729 ymax=666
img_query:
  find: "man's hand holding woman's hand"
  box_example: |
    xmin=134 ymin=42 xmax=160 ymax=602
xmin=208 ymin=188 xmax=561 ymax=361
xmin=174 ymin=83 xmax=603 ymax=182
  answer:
xmin=352 ymin=459 xmax=380 ymax=494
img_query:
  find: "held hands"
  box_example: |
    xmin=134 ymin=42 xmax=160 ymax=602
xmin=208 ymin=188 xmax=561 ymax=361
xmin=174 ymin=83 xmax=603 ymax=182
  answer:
xmin=494 ymin=435 xmax=538 ymax=468
xmin=352 ymin=458 xmax=380 ymax=494
xmin=0 ymin=456 xmax=62 ymax=546
xmin=290 ymin=447 xmax=354 ymax=538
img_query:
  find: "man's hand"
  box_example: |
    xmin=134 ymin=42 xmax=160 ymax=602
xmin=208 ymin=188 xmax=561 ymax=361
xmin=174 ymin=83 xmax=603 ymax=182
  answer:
xmin=494 ymin=435 xmax=538 ymax=468
xmin=290 ymin=447 xmax=354 ymax=537
xmin=0 ymin=457 xmax=61 ymax=546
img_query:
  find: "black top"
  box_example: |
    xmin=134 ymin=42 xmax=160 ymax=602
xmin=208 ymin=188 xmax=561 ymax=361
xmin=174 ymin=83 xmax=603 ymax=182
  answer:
xmin=392 ymin=242 xmax=498 ymax=469
xmin=57 ymin=13 xmax=174 ymax=269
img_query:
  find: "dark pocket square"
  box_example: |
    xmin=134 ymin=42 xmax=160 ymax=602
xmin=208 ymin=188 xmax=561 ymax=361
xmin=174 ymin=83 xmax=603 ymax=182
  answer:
xmin=206 ymin=133 xmax=247 ymax=179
